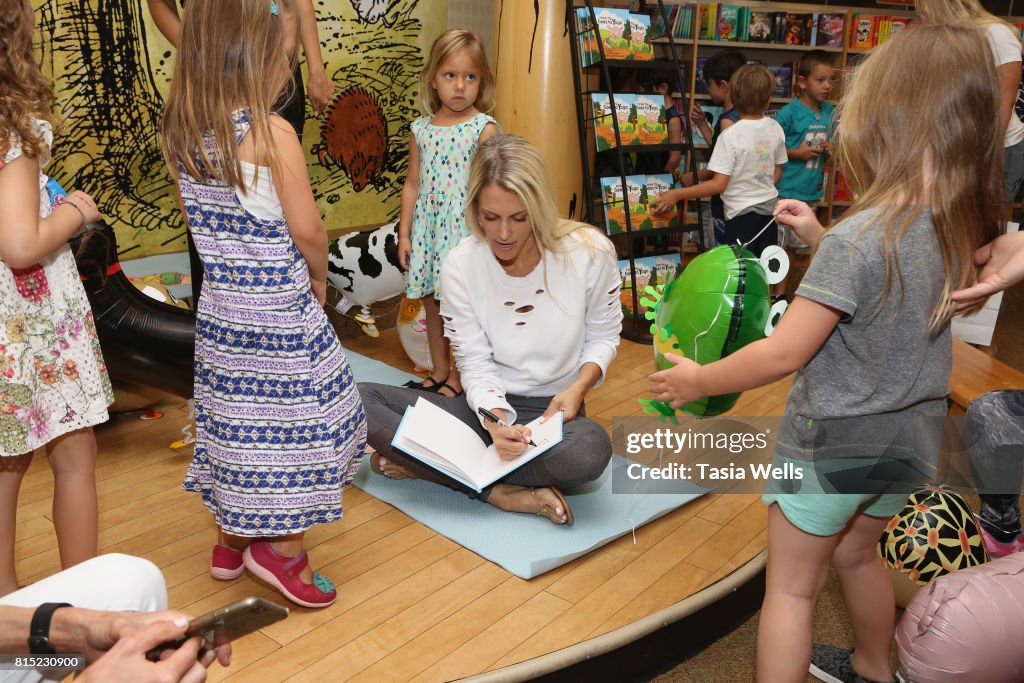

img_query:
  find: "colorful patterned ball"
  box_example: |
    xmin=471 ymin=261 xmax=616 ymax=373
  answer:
xmin=878 ymin=484 xmax=989 ymax=586
xmin=642 ymin=244 xmax=772 ymax=417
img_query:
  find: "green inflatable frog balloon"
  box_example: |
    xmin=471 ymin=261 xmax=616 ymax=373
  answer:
xmin=641 ymin=244 xmax=789 ymax=418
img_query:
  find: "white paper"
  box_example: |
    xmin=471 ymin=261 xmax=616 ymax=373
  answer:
xmin=393 ymin=398 xmax=564 ymax=492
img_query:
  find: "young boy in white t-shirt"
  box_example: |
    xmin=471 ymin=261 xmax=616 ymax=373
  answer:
xmin=651 ymin=64 xmax=787 ymax=256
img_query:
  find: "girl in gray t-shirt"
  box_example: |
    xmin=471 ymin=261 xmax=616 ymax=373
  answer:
xmin=649 ymin=25 xmax=1004 ymax=683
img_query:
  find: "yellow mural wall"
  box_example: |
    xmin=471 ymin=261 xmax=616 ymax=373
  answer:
xmin=34 ymin=0 xmax=448 ymax=258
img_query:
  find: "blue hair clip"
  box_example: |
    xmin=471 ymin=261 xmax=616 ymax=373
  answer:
xmin=270 ymin=0 xmax=279 ymax=16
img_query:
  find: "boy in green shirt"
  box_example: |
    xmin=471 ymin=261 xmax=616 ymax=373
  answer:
xmin=774 ymin=51 xmax=836 ymax=295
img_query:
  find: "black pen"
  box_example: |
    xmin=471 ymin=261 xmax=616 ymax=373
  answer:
xmin=478 ymin=407 xmax=538 ymax=447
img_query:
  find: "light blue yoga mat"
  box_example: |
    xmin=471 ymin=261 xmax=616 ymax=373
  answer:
xmin=346 ymin=348 xmax=423 ymax=387
xmin=345 ymin=350 xmax=709 ymax=579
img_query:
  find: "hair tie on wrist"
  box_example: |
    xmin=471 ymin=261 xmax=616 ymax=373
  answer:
xmin=63 ymin=199 xmax=87 ymax=229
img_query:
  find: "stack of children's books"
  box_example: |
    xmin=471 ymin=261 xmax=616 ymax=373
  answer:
xmin=591 ymin=93 xmax=670 ymax=151
xmin=618 ymin=253 xmax=683 ymax=316
xmin=849 ymin=14 xmax=912 ymax=49
xmin=600 ymin=173 xmax=679 ymax=235
xmin=655 ymin=5 xmax=696 ymax=41
xmin=692 ymin=4 xmax=844 ymax=48
xmin=575 ymin=7 xmax=654 ymax=66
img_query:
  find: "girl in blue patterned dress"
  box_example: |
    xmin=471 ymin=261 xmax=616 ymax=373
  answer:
xmin=160 ymin=0 xmax=366 ymax=609
xmin=397 ymin=30 xmax=500 ymax=398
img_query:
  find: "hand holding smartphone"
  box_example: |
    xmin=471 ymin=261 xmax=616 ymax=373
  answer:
xmin=147 ymin=596 xmax=288 ymax=661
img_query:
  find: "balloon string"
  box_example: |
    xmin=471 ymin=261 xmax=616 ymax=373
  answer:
xmin=740 ymin=216 xmax=778 ymax=251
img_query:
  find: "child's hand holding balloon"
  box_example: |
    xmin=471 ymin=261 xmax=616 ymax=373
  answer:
xmin=649 ymin=353 xmax=702 ymax=409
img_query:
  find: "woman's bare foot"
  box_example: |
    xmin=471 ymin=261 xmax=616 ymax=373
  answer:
xmin=488 ymin=484 xmax=572 ymax=525
xmin=370 ymin=452 xmax=415 ymax=480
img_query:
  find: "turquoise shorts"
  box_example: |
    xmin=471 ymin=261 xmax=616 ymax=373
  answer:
xmin=761 ymin=453 xmax=914 ymax=536
xmin=763 ymin=407 xmax=942 ymax=536
xmin=762 ymin=490 xmax=909 ymax=537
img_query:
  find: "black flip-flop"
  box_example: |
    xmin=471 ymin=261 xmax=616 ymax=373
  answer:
xmin=402 ymin=376 xmax=447 ymax=392
xmin=435 ymin=382 xmax=464 ymax=398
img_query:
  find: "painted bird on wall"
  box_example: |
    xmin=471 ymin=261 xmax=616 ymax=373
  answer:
xmin=318 ymin=85 xmax=390 ymax=192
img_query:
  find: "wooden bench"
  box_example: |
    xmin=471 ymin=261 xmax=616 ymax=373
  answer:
xmin=950 ymin=338 xmax=1024 ymax=414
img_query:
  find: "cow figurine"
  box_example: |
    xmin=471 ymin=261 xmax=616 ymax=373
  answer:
xmin=326 ymin=222 xmax=405 ymax=337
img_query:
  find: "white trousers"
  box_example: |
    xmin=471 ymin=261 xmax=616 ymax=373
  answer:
xmin=0 ymin=554 xmax=167 ymax=683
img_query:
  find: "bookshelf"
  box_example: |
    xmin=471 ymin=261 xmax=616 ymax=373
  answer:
xmin=568 ymin=1 xmax=923 ymax=343
xmin=644 ymin=0 xmax=915 ymax=226
xmin=568 ymin=0 xmax=708 ymax=343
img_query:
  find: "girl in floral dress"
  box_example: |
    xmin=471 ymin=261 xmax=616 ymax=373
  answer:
xmin=161 ymin=0 xmax=366 ymax=608
xmin=396 ymin=29 xmax=500 ymax=398
xmin=0 ymin=0 xmax=113 ymax=597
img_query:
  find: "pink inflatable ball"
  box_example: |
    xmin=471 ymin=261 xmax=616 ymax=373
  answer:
xmin=895 ymin=552 xmax=1024 ymax=682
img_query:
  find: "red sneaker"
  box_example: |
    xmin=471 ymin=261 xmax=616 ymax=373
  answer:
xmin=243 ymin=540 xmax=336 ymax=608
xmin=211 ymin=544 xmax=244 ymax=580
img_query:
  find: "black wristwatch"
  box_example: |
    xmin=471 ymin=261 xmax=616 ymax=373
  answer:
xmin=28 ymin=602 xmax=72 ymax=655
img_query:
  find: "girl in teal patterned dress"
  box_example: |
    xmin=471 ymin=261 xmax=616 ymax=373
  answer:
xmin=0 ymin=0 xmax=113 ymax=597
xmin=397 ymin=30 xmax=500 ymax=398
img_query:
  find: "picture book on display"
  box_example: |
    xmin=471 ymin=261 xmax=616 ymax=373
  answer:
xmin=618 ymin=253 xmax=683 ymax=316
xmin=783 ymin=13 xmax=812 ymax=46
xmin=576 ymin=8 xmax=654 ymax=64
xmin=391 ymin=397 xmax=564 ymax=493
xmin=596 ymin=8 xmax=632 ymax=60
xmin=815 ymin=14 xmax=845 ymax=48
xmin=600 ymin=174 xmax=678 ymax=235
xmin=592 ymin=93 xmax=669 ymax=151
xmin=629 ymin=13 xmax=654 ymax=61
xmin=748 ymin=11 xmax=772 ymax=43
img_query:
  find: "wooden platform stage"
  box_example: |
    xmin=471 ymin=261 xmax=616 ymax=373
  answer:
xmin=14 ymin=329 xmax=790 ymax=681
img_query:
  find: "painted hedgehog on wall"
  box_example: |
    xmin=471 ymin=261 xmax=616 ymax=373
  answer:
xmin=318 ymin=85 xmax=390 ymax=192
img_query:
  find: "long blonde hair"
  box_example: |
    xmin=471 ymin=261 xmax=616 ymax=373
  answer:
xmin=916 ymin=0 xmax=1019 ymax=35
xmin=465 ymin=135 xmax=608 ymax=257
xmin=0 ymin=0 xmax=54 ymax=160
xmin=835 ymin=23 xmax=1003 ymax=330
xmin=420 ymin=29 xmax=496 ymax=116
xmin=160 ymin=0 xmax=297 ymax=190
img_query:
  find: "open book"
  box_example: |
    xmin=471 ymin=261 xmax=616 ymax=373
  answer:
xmin=391 ymin=398 xmax=564 ymax=493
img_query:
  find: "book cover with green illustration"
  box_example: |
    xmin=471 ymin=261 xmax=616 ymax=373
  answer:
xmin=596 ymin=8 xmax=632 ymax=60
xmin=628 ymin=13 xmax=654 ymax=60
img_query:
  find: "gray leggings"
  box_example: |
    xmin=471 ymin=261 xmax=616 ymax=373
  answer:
xmin=966 ymin=390 xmax=1024 ymax=542
xmin=357 ymin=382 xmax=612 ymax=501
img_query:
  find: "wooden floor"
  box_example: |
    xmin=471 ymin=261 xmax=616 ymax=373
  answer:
xmin=13 ymin=329 xmax=790 ymax=682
